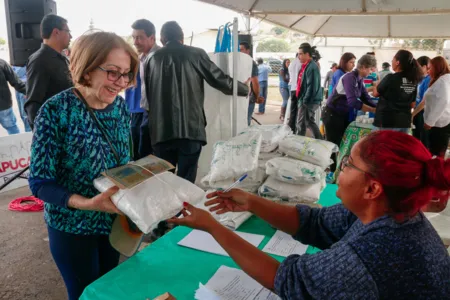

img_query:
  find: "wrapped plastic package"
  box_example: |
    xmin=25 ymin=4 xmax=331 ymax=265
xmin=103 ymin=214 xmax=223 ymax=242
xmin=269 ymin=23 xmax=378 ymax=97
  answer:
xmin=239 ymin=125 xmax=292 ymax=153
xmin=197 ymin=52 xmax=254 ymax=180
xmin=279 ymin=135 xmax=338 ymax=168
xmin=196 ymin=192 xmax=253 ymax=231
xmin=258 ymin=151 xmax=284 ymax=171
xmin=200 ymin=165 xmax=267 ymax=193
xmin=94 ymin=172 xmax=205 ymax=234
xmin=258 ymin=176 xmax=325 ymax=203
xmin=209 ymin=132 xmax=262 ymax=183
xmin=266 ymin=157 xmax=325 ymax=185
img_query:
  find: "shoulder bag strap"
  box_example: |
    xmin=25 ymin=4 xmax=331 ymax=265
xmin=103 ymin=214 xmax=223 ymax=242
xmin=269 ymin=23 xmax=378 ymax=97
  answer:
xmin=74 ymin=88 xmax=121 ymax=165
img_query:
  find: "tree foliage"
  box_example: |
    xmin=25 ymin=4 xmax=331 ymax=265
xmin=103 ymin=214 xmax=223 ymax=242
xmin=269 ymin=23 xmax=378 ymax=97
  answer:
xmin=0 ymin=37 xmax=5 ymax=45
xmin=257 ymin=39 xmax=290 ymax=52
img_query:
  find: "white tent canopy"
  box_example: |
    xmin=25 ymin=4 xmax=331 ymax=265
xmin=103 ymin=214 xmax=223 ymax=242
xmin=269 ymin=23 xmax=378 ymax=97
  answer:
xmin=199 ymin=0 xmax=450 ymax=38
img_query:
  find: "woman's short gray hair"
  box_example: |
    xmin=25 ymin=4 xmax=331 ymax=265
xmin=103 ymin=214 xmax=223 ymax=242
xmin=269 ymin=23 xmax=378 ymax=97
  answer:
xmin=357 ymin=54 xmax=377 ymax=69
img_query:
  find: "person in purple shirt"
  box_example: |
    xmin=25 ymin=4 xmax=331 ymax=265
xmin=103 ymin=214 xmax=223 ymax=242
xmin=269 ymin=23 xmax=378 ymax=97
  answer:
xmin=322 ymin=54 xmax=377 ymax=171
xmin=169 ymin=130 xmax=450 ymax=299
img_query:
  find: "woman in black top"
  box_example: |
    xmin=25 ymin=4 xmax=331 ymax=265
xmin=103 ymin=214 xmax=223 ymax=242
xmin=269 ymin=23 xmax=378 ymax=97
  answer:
xmin=373 ymin=50 xmax=422 ymax=132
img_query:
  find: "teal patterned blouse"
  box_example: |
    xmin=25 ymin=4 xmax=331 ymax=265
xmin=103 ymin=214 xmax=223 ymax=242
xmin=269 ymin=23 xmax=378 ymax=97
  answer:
xmin=28 ymin=88 xmax=130 ymax=235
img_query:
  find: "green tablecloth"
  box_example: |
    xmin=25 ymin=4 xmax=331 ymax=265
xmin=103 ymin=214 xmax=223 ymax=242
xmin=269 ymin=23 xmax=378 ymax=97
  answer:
xmin=81 ymin=184 xmax=340 ymax=300
xmin=333 ymin=121 xmax=373 ymax=182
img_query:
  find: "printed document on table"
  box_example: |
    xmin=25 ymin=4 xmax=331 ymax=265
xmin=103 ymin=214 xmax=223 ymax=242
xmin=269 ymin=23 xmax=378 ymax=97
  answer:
xmin=196 ymin=266 xmax=281 ymax=300
xmin=178 ymin=230 xmax=264 ymax=257
xmin=262 ymin=230 xmax=308 ymax=257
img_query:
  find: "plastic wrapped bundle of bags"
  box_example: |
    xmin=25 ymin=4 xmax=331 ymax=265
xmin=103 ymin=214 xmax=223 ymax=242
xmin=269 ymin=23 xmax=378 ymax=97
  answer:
xmin=239 ymin=124 xmax=292 ymax=153
xmin=94 ymin=172 xmax=205 ymax=234
xmin=201 ymin=126 xmax=288 ymax=193
xmin=259 ymin=135 xmax=338 ymax=204
xmin=201 ymin=131 xmax=264 ymax=192
xmin=278 ymin=135 xmax=338 ymax=168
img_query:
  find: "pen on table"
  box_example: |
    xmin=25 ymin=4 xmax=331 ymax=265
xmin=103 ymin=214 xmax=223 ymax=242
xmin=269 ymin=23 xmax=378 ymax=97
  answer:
xmin=175 ymin=174 xmax=248 ymax=217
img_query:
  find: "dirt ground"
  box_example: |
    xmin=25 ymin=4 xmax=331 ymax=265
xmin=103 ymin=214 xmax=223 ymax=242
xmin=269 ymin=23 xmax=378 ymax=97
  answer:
xmin=0 ymin=186 xmax=66 ymax=300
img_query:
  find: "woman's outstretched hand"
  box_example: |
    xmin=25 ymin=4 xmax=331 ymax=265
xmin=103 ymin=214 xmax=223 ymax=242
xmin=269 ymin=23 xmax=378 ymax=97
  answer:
xmin=205 ymin=189 xmax=253 ymax=214
xmin=168 ymin=202 xmax=219 ymax=232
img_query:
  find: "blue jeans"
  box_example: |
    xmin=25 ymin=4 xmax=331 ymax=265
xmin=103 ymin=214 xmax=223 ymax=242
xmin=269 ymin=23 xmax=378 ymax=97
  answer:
xmin=258 ymin=81 xmax=268 ymax=113
xmin=0 ymin=107 xmax=20 ymax=135
xmin=248 ymin=102 xmax=255 ymax=126
xmin=15 ymin=92 xmax=31 ymax=132
xmin=280 ymin=87 xmax=290 ymax=108
xmin=48 ymin=226 xmax=120 ymax=300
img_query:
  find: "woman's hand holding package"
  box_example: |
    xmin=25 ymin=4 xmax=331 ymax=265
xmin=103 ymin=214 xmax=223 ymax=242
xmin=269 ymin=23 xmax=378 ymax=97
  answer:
xmin=68 ymin=186 xmax=122 ymax=215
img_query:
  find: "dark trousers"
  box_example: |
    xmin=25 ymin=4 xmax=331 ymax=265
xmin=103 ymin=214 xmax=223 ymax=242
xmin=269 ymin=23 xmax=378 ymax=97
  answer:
xmin=297 ymin=103 xmax=322 ymax=139
xmin=139 ymin=111 xmax=153 ymax=159
xmin=413 ymin=111 xmax=429 ymax=148
xmin=322 ymin=107 xmax=350 ymax=172
xmin=130 ymin=112 xmax=144 ymax=161
xmin=48 ymin=226 xmax=120 ymax=300
xmin=153 ymin=139 xmax=203 ymax=183
xmin=429 ymin=124 xmax=450 ymax=158
xmin=288 ymin=91 xmax=298 ymax=134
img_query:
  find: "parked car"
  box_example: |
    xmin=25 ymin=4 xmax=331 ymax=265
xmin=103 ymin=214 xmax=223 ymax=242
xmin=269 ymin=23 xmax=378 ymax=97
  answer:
xmin=266 ymin=58 xmax=283 ymax=74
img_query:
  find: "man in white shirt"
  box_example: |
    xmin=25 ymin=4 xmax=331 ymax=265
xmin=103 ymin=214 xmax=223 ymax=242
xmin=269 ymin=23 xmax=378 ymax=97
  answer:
xmin=130 ymin=19 xmax=160 ymax=158
xmin=287 ymin=52 xmax=302 ymax=132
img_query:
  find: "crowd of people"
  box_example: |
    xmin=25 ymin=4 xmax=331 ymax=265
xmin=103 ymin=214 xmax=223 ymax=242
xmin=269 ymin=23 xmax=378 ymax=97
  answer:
xmin=1 ymin=12 xmax=449 ymax=300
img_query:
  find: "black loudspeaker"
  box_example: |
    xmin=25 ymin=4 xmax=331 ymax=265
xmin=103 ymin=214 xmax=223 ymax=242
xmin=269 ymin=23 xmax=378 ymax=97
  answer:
xmin=4 ymin=0 xmax=57 ymax=66
xmin=238 ymin=34 xmax=253 ymax=57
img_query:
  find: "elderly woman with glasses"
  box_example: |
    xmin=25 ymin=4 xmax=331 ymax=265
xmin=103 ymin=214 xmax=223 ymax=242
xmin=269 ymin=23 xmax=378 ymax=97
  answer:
xmin=28 ymin=32 xmax=138 ymax=300
xmin=170 ymin=131 xmax=450 ymax=299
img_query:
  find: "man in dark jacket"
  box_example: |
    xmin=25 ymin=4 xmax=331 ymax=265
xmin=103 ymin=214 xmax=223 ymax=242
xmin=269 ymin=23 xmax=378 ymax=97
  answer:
xmin=0 ymin=59 xmax=26 ymax=135
xmin=296 ymin=43 xmax=323 ymax=139
xmin=25 ymin=14 xmax=73 ymax=128
xmin=145 ymin=21 xmax=249 ymax=183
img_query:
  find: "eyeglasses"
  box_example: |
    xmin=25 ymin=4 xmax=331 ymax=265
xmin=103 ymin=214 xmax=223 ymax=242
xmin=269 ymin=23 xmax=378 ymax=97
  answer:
xmin=98 ymin=67 xmax=133 ymax=84
xmin=60 ymin=28 xmax=71 ymax=33
xmin=340 ymin=155 xmax=370 ymax=175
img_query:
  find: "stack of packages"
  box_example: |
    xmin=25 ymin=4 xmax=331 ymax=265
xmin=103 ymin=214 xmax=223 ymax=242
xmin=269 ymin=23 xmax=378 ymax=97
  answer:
xmin=259 ymin=135 xmax=338 ymax=206
xmin=200 ymin=125 xmax=292 ymax=229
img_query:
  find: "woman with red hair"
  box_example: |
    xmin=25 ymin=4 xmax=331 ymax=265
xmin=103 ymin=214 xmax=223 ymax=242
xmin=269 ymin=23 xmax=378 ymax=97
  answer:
xmin=413 ymin=56 xmax=450 ymax=158
xmin=170 ymin=131 xmax=450 ymax=299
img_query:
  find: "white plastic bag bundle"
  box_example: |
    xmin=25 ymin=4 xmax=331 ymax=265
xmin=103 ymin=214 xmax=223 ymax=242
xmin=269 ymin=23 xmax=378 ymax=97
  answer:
xmin=94 ymin=172 xmax=205 ymax=234
xmin=239 ymin=125 xmax=292 ymax=153
xmin=258 ymin=151 xmax=284 ymax=171
xmin=200 ymin=165 xmax=267 ymax=193
xmin=279 ymin=135 xmax=338 ymax=168
xmin=259 ymin=176 xmax=325 ymax=203
xmin=209 ymin=132 xmax=262 ymax=183
xmin=266 ymin=157 xmax=325 ymax=185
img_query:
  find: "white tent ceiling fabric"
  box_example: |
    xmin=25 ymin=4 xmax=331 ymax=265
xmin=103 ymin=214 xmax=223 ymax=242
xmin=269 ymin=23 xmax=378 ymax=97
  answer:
xmin=199 ymin=0 xmax=450 ymax=38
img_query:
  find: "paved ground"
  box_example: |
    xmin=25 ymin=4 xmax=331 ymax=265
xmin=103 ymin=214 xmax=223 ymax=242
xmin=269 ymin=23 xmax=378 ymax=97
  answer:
xmin=0 ymin=92 xmax=283 ymax=299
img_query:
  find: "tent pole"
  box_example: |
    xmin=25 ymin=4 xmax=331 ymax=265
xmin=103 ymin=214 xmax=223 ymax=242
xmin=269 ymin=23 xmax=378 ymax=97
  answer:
xmin=232 ymin=17 xmax=239 ymax=136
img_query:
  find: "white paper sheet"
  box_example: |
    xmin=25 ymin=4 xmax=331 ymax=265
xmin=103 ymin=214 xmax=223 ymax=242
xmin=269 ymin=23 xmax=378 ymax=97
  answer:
xmin=178 ymin=230 xmax=264 ymax=257
xmin=195 ymin=266 xmax=280 ymax=300
xmin=262 ymin=230 xmax=308 ymax=257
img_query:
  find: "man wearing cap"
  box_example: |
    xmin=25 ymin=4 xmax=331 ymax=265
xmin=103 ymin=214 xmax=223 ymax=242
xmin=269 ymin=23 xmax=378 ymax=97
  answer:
xmin=323 ymin=62 xmax=337 ymax=99
xmin=379 ymin=62 xmax=392 ymax=82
